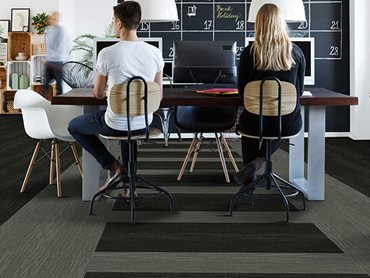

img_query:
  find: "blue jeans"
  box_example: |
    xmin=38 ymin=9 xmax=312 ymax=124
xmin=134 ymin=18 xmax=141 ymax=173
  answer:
xmin=68 ymin=110 xmax=146 ymax=171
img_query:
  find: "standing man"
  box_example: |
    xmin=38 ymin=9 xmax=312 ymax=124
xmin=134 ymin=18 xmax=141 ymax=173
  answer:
xmin=44 ymin=11 xmax=68 ymax=95
xmin=68 ymin=1 xmax=164 ymax=192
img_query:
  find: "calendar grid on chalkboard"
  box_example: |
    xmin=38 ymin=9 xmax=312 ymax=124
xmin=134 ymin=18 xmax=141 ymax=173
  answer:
xmin=135 ymin=0 xmax=344 ymax=69
xmin=137 ymin=0 xmax=343 ymax=62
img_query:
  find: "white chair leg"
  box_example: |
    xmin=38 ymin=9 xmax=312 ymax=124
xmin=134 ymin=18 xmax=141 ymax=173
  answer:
xmin=49 ymin=139 xmax=56 ymax=185
xmin=220 ymin=134 xmax=239 ymax=172
xmin=215 ymin=133 xmax=230 ymax=183
xmin=54 ymin=140 xmax=62 ymax=197
xmin=190 ymin=133 xmax=203 ymax=173
xmin=20 ymin=140 xmax=42 ymax=193
xmin=177 ymin=135 xmax=198 ymax=181
xmin=70 ymin=142 xmax=83 ymax=176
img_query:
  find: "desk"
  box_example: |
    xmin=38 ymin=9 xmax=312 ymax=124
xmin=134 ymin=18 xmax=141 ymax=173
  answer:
xmin=52 ymin=88 xmax=358 ymax=201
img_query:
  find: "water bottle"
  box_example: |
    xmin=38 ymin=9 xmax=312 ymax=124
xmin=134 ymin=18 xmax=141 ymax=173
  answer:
xmin=11 ymin=73 xmax=19 ymax=89
xmin=19 ymin=74 xmax=29 ymax=89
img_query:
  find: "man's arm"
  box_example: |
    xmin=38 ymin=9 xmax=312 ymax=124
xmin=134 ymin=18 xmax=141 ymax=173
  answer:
xmin=94 ymin=72 xmax=107 ymax=99
xmin=154 ymin=71 xmax=163 ymax=98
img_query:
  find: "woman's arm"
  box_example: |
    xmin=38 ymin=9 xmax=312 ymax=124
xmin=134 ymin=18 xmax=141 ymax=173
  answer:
xmin=297 ymin=46 xmax=306 ymax=96
xmin=238 ymin=46 xmax=252 ymax=97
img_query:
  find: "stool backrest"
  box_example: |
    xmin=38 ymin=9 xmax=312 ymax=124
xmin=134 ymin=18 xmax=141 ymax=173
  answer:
xmin=109 ymin=80 xmax=161 ymax=116
xmin=244 ymin=80 xmax=297 ymax=116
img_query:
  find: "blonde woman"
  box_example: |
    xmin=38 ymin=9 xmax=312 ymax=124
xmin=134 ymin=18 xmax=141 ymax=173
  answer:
xmin=234 ymin=3 xmax=306 ymax=186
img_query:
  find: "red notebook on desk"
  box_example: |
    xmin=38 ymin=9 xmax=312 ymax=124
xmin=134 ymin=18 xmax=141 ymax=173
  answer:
xmin=196 ymin=88 xmax=239 ymax=95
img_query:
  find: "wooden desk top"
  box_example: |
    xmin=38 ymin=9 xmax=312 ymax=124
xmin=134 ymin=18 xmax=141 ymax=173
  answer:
xmin=52 ymin=87 xmax=358 ymax=107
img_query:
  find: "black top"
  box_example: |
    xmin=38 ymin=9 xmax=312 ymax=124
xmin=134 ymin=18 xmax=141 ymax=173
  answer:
xmin=237 ymin=44 xmax=306 ymax=137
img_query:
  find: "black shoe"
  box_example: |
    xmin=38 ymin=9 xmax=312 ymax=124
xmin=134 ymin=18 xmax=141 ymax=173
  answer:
xmin=234 ymin=163 xmax=257 ymax=185
xmin=240 ymin=175 xmax=257 ymax=194
xmin=100 ymin=161 xmax=127 ymax=192
xmin=233 ymin=158 xmax=263 ymax=185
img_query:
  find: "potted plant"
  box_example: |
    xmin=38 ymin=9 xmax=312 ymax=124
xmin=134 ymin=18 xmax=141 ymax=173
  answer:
xmin=32 ymin=12 xmax=49 ymax=35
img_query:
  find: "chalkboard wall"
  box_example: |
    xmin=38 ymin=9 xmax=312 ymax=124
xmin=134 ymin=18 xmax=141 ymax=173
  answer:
xmin=118 ymin=0 xmax=350 ymax=132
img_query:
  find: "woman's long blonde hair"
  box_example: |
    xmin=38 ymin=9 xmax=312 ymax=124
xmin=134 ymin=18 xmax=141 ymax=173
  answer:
xmin=251 ymin=4 xmax=294 ymax=71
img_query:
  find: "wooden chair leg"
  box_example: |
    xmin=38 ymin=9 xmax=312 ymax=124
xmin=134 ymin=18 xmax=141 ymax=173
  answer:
xmin=220 ymin=134 xmax=239 ymax=172
xmin=49 ymin=140 xmax=56 ymax=185
xmin=20 ymin=140 xmax=42 ymax=193
xmin=70 ymin=142 xmax=83 ymax=176
xmin=190 ymin=133 xmax=203 ymax=173
xmin=215 ymin=133 xmax=230 ymax=183
xmin=54 ymin=140 xmax=62 ymax=197
xmin=177 ymin=135 xmax=198 ymax=181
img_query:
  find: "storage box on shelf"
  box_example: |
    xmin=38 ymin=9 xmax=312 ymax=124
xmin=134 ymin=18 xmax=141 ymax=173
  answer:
xmin=0 ymin=67 xmax=6 ymax=90
xmin=7 ymin=61 xmax=31 ymax=90
xmin=30 ymin=55 xmax=56 ymax=100
xmin=32 ymin=43 xmax=45 ymax=55
xmin=0 ymin=43 xmax=7 ymax=64
xmin=0 ymin=43 xmax=7 ymax=91
xmin=31 ymin=55 xmax=45 ymax=83
xmin=1 ymin=90 xmax=21 ymax=114
xmin=7 ymin=32 xmax=32 ymax=61
xmin=32 ymin=83 xmax=55 ymax=101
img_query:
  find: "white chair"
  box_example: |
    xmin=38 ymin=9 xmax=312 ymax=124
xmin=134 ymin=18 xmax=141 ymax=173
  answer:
xmin=14 ymin=89 xmax=83 ymax=197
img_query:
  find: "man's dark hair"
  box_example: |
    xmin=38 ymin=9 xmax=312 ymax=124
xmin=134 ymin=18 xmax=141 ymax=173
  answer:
xmin=113 ymin=1 xmax=141 ymax=30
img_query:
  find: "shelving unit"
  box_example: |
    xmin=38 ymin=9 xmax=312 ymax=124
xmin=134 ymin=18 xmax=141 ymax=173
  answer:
xmin=0 ymin=33 xmax=55 ymax=115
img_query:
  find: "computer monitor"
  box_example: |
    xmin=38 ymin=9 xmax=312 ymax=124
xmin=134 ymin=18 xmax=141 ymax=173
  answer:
xmin=245 ymin=37 xmax=315 ymax=85
xmin=92 ymin=37 xmax=163 ymax=74
xmin=173 ymin=40 xmax=237 ymax=84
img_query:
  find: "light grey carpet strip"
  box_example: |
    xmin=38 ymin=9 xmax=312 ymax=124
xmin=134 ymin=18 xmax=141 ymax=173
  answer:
xmin=86 ymin=253 xmax=364 ymax=274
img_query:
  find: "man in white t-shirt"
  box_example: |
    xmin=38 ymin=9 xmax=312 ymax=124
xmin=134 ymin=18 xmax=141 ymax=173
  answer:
xmin=68 ymin=1 xmax=164 ymax=191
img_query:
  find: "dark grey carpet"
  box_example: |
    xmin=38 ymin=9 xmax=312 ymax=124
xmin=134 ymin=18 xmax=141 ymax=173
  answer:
xmin=139 ymin=141 xmax=223 ymax=150
xmin=84 ymin=274 xmax=369 ymax=278
xmin=281 ymin=138 xmax=370 ymax=197
xmin=135 ymin=174 xmax=239 ymax=186
xmin=138 ymin=150 xmax=241 ymax=158
xmin=113 ymin=193 xmax=298 ymax=212
xmin=0 ymin=115 xmax=79 ymax=225
xmin=96 ymin=222 xmax=342 ymax=253
xmin=138 ymin=161 xmax=243 ymax=170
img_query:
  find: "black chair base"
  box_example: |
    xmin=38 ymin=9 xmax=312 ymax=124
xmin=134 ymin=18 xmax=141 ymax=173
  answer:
xmin=89 ymin=174 xmax=175 ymax=224
xmin=229 ymin=172 xmax=306 ymax=222
xmin=154 ymin=107 xmax=182 ymax=146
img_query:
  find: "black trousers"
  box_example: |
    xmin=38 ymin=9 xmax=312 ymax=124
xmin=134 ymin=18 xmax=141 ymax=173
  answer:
xmin=238 ymin=109 xmax=301 ymax=165
xmin=44 ymin=61 xmax=63 ymax=95
xmin=241 ymin=137 xmax=280 ymax=165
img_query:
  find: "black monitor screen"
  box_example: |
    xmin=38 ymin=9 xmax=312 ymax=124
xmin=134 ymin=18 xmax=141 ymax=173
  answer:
xmin=293 ymin=41 xmax=311 ymax=76
xmin=245 ymin=37 xmax=315 ymax=85
xmin=173 ymin=40 xmax=237 ymax=84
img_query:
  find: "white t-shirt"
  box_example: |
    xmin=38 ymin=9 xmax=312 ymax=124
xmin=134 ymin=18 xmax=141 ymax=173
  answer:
xmin=96 ymin=40 xmax=164 ymax=131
